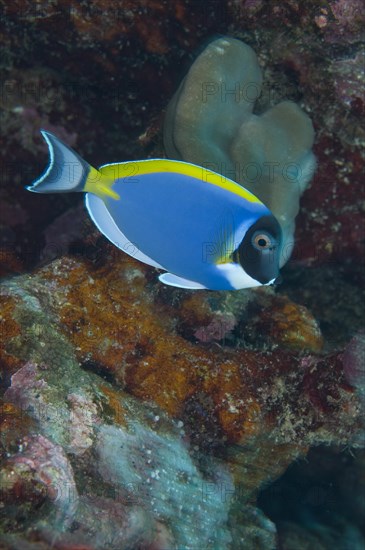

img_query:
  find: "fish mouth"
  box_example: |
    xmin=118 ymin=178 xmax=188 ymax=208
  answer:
xmin=273 ymin=274 xmax=283 ymax=285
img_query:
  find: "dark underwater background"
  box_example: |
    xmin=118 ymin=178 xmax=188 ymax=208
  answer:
xmin=0 ymin=1 xmax=364 ymax=549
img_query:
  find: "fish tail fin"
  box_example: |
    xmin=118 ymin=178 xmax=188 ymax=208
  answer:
xmin=27 ymin=130 xmax=119 ymax=200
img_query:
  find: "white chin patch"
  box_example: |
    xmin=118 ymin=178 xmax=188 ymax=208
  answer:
xmin=216 ymin=263 xmax=266 ymax=289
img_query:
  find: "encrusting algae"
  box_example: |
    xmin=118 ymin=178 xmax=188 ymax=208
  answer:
xmin=0 ymin=244 xmax=360 ymax=451
xmin=1 ymin=241 xmax=362 ymax=549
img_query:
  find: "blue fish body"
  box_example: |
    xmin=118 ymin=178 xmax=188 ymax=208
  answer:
xmin=27 ymin=131 xmax=282 ymax=290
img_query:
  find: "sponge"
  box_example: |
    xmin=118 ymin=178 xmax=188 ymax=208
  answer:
xmin=164 ymin=37 xmax=316 ymax=266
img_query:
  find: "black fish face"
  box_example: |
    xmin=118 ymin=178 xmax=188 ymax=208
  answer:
xmin=235 ymin=215 xmax=282 ymax=284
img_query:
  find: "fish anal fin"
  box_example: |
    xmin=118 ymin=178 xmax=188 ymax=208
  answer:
xmin=85 ymin=194 xmax=165 ymax=269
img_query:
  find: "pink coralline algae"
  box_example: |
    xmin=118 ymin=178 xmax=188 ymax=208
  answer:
xmin=194 ymin=312 xmax=237 ymax=343
xmin=332 ymin=50 xmax=365 ymax=112
xmin=0 ymin=434 xmax=78 ymax=529
xmin=4 ymin=362 xmax=100 ymax=456
xmin=343 ymin=330 xmax=365 ymax=395
xmin=325 ymin=0 xmax=364 ymax=42
xmin=11 ymin=105 xmax=78 ymax=155
xmin=67 ymin=392 xmax=100 ymax=456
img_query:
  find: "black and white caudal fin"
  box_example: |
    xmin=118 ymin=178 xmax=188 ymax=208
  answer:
xmin=27 ymin=131 xmax=92 ymax=193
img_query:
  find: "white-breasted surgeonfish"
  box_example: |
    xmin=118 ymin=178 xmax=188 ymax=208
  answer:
xmin=27 ymin=131 xmax=282 ymax=290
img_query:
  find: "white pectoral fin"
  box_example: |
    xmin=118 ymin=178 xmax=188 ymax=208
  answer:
xmin=85 ymin=193 xmax=165 ymax=269
xmin=158 ymin=273 xmax=207 ymax=290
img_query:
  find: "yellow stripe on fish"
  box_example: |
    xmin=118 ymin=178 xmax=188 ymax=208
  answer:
xmin=97 ymin=159 xmax=262 ymax=204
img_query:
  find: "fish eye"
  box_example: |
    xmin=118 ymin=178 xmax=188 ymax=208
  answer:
xmin=252 ymin=231 xmax=276 ymax=250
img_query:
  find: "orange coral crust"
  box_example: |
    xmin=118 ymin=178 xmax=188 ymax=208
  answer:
xmin=1 ymin=250 xmax=358 ymax=449
xmin=0 ymin=295 xmax=23 ymax=377
xmin=265 ymin=296 xmax=323 ymax=352
xmin=36 ymin=255 xmax=270 ymax=442
xmin=99 ymin=384 xmax=129 ymax=427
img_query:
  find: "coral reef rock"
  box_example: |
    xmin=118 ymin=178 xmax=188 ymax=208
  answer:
xmin=0 ymin=247 xmax=363 ymax=547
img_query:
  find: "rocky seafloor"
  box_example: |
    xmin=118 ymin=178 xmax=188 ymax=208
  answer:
xmin=0 ymin=1 xmax=364 ymax=549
